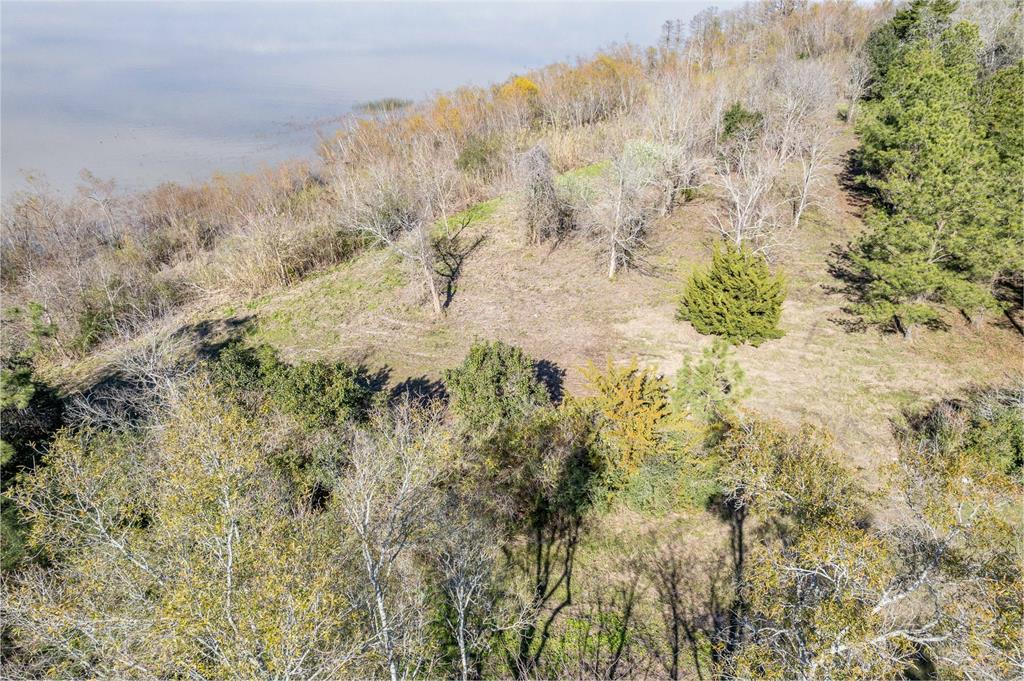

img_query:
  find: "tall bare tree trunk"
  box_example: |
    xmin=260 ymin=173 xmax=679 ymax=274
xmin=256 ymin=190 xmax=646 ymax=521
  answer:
xmin=424 ymin=262 xmax=442 ymax=316
xmin=456 ymin=608 xmax=469 ymax=681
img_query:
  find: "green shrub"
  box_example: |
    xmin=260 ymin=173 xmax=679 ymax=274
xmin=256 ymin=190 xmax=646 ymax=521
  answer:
xmin=966 ymin=397 xmax=1024 ymax=476
xmin=265 ymin=360 xmax=369 ymax=429
xmin=905 ymin=387 xmax=1024 ymax=477
xmin=1 ymin=357 xmax=64 ymax=476
xmin=678 ymin=242 xmax=785 ymax=346
xmin=614 ymin=452 xmax=719 ymax=515
xmin=207 ymin=341 xmax=274 ymax=396
xmin=672 ymin=339 xmax=749 ymax=424
xmin=210 ymin=342 xmax=371 ymax=429
xmin=2 ymin=302 xmax=57 ymax=359
xmin=0 ymin=358 xmax=35 ymax=412
xmin=721 ymin=102 xmax=763 ymax=140
xmin=1 ymin=356 xmax=63 ymax=570
xmin=456 ymin=135 xmax=503 ymax=178
xmin=1 ymin=504 xmax=27 ymax=572
xmin=716 ymin=416 xmax=864 ymax=525
xmin=444 ymin=340 xmax=550 ymax=433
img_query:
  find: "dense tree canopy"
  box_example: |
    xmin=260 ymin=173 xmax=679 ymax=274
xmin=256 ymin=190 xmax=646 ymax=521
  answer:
xmin=846 ymin=1 xmax=1024 ymax=335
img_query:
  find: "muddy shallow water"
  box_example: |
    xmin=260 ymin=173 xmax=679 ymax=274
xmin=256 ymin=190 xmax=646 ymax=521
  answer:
xmin=1 ymin=1 xmax=725 ymax=199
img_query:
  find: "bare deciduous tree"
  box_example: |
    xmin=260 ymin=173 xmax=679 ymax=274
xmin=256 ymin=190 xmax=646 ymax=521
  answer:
xmin=345 ymin=163 xmax=445 ymax=316
xmin=789 ymin=120 xmax=836 ymax=232
xmin=713 ymin=58 xmax=840 ymax=255
xmin=642 ymin=73 xmax=709 ymax=214
xmin=762 ymin=58 xmax=839 ymax=161
xmin=713 ymin=131 xmax=787 ymax=252
xmin=513 ymin=145 xmax=565 ymax=246
xmin=843 ymin=53 xmax=871 ymax=125
xmin=410 ymin=137 xmax=464 ymax=239
xmin=434 ymin=506 xmax=527 ymax=681
xmin=575 ymin=140 xmax=663 ymax=279
xmin=957 ymin=0 xmax=1024 ymax=72
xmin=3 ymin=382 xmax=365 ymax=679
xmin=335 ymin=401 xmax=447 ymax=681
xmin=65 ymin=333 xmax=191 ymax=429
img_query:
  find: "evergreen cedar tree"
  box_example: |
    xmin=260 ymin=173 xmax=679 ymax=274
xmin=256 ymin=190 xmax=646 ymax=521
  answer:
xmin=679 ymin=242 xmax=786 ymax=347
xmin=849 ymin=0 xmax=1023 ymax=336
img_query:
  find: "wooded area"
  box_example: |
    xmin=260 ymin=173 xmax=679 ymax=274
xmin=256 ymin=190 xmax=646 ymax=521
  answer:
xmin=1 ymin=1 xmax=1021 ymax=678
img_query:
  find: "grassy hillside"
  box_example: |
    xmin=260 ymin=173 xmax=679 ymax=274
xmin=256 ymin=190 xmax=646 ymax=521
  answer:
xmin=63 ymin=127 xmax=1020 ymax=491
xmin=3 ymin=1 xmax=1021 ymax=678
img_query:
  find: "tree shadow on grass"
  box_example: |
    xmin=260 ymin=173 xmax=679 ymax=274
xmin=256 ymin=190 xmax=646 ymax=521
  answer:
xmin=435 ymin=216 xmax=488 ymax=310
xmin=503 ymin=417 xmax=600 ymax=679
xmin=823 ymin=245 xmax=949 ymax=336
xmin=836 ymin=147 xmax=876 ymax=215
xmin=823 ymin=243 xmax=873 ymax=333
xmin=994 ymin=275 xmax=1024 ymax=336
xmin=69 ymin=314 xmax=257 ymax=426
xmin=388 ymin=375 xmax=447 ymax=406
xmin=705 ymin=492 xmax=750 ymax=658
xmin=536 ymin=358 xmax=566 ymax=404
xmin=169 ymin=313 xmax=256 ymax=361
xmin=825 ymin=150 xmax=884 ymax=333
xmin=357 ymin=365 xmax=393 ymax=395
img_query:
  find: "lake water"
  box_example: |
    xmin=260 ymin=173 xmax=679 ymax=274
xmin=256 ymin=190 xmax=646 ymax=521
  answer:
xmin=1 ymin=1 xmax=729 ymax=199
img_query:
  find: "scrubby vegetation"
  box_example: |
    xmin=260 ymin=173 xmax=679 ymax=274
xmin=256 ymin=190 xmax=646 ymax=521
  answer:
xmin=1 ymin=0 xmax=1021 ymax=679
xmin=3 ymin=336 xmax=1019 ymax=678
xmin=443 ymin=339 xmax=551 ymax=434
xmin=210 ymin=342 xmax=374 ymax=429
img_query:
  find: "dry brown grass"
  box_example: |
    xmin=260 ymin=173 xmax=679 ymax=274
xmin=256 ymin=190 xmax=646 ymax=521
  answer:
xmin=237 ymin=144 xmax=1021 ymax=490
xmin=54 ymin=129 xmax=1022 ymax=495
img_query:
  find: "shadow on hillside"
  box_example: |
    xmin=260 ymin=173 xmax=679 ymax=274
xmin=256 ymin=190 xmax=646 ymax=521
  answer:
xmin=629 ymin=253 xmax=664 ymax=279
xmin=536 ymin=358 xmax=566 ymax=404
xmin=67 ymin=315 xmax=257 ymax=426
xmin=505 ymin=422 xmax=599 ymax=678
xmin=358 ymin=365 xmax=393 ymax=395
xmin=823 ymin=246 xmax=948 ymax=335
xmin=436 ymin=219 xmax=488 ymax=310
xmin=994 ymin=276 xmax=1024 ymax=336
xmin=836 ymin=147 xmax=875 ymax=214
xmin=823 ymin=243 xmax=871 ymax=333
xmin=706 ymin=492 xmax=749 ymax=658
xmin=169 ymin=314 xmax=256 ymax=361
xmin=389 ymin=375 xmax=447 ymax=405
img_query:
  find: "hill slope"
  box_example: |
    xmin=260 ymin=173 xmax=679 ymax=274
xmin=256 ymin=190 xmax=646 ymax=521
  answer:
xmin=65 ymin=130 xmax=1022 ymax=494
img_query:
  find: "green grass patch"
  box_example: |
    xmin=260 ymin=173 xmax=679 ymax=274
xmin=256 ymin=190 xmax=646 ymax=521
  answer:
xmin=423 ymin=324 xmax=456 ymax=355
xmin=245 ymin=294 xmax=272 ymax=311
xmin=432 ymin=197 xmax=503 ymax=236
xmin=562 ymin=160 xmax=610 ymax=180
xmin=457 ymin=197 xmax=501 ymax=223
xmin=248 ymin=253 xmax=409 ymax=351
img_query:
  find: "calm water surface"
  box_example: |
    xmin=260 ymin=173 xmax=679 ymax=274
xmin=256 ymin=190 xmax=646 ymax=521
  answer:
xmin=1 ymin=1 xmax=729 ymax=199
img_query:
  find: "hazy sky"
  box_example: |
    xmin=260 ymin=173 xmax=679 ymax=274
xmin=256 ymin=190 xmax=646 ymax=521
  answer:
xmin=1 ymin=1 xmax=739 ymax=197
